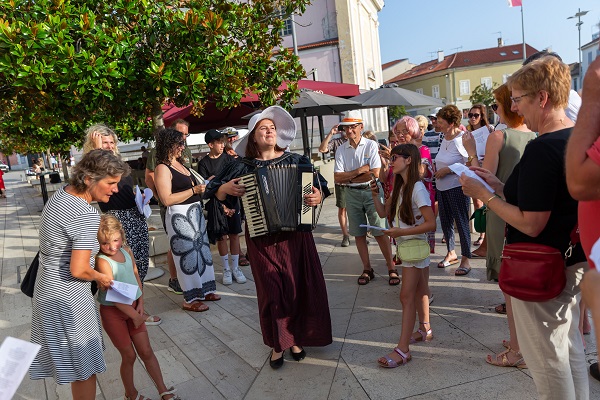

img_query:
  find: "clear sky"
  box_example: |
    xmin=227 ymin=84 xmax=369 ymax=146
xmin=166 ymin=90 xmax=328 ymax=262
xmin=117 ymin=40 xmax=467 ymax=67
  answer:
xmin=378 ymin=0 xmax=600 ymax=66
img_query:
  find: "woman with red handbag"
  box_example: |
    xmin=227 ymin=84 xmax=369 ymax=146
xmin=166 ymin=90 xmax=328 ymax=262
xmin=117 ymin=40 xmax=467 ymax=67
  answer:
xmin=460 ymin=55 xmax=589 ymax=399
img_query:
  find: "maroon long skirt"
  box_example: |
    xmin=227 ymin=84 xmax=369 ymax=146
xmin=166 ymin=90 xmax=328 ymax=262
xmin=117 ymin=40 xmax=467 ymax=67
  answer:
xmin=246 ymin=230 xmax=332 ymax=352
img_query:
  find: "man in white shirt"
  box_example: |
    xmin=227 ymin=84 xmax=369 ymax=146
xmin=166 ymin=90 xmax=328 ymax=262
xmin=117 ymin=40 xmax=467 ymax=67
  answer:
xmin=334 ymin=111 xmax=396 ymax=285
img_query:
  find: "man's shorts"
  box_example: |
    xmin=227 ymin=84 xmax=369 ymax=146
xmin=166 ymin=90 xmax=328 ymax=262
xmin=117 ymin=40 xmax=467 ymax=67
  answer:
xmin=335 ymin=184 xmax=346 ymax=209
xmin=344 ymin=183 xmax=387 ymax=237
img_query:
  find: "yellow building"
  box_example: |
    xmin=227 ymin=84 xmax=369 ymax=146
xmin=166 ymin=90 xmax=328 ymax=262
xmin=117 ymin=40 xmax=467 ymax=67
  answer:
xmin=384 ymin=43 xmax=538 ymax=118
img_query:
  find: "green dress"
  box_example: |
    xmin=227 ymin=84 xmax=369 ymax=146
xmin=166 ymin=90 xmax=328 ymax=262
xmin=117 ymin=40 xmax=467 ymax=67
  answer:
xmin=486 ymin=128 xmax=537 ymax=280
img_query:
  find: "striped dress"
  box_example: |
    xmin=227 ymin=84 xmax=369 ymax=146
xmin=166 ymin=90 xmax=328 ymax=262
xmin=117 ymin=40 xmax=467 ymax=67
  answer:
xmin=29 ymin=187 xmax=106 ymax=384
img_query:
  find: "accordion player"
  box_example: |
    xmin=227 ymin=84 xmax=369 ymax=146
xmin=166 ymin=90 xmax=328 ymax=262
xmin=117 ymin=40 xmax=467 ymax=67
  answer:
xmin=239 ymin=162 xmax=323 ymax=238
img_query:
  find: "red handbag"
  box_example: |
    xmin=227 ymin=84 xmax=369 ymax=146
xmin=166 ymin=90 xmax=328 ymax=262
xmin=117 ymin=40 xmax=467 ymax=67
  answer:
xmin=499 ymin=243 xmax=566 ymax=302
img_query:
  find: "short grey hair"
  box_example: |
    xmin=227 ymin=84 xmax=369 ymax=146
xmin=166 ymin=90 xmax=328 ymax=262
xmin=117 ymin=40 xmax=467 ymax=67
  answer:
xmin=82 ymin=123 xmax=120 ymax=155
xmin=70 ymin=149 xmax=130 ymax=192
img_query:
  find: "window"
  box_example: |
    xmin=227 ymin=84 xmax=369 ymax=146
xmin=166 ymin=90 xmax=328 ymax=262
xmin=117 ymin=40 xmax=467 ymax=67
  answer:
xmin=589 ymin=52 xmax=593 ymax=65
xmin=416 ymin=88 xmax=423 ymax=94
xmin=481 ymin=77 xmax=493 ymax=89
xmin=432 ymin=85 xmax=440 ymax=99
xmin=279 ymin=8 xmax=293 ymax=36
xmin=459 ymin=80 xmax=470 ymax=95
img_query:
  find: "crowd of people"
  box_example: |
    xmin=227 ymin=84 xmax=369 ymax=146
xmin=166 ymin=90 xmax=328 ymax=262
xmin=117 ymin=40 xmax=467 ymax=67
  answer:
xmin=24 ymin=51 xmax=600 ymax=400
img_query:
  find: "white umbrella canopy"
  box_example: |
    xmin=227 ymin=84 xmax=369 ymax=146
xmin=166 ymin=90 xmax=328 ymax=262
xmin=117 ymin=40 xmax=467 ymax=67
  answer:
xmin=350 ymin=83 xmax=445 ymax=108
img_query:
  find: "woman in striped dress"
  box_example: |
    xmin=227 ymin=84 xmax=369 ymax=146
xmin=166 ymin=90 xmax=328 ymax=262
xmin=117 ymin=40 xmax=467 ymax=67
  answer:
xmin=30 ymin=149 xmax=130 ymax=399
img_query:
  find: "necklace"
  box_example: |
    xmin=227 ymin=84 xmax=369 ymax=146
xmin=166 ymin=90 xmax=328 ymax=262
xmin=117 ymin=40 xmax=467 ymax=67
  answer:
xmin=169 ymin=161 xmax=195 ymax=187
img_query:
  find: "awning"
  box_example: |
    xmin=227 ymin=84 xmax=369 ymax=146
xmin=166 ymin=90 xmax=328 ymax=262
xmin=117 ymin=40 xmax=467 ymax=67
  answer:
xmin=241 ymin=79 xmax=360 ymax=103
xmin=162 ymin=102 xmax=257 ymax=133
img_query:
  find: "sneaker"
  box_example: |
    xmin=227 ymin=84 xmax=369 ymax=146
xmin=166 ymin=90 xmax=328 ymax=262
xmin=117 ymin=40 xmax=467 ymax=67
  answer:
xmin=223 ymin=269 xmax=233 ymax=285
xmin=341 ymin=235 xmax=350 ymax=247
xmin=168 ymin=278 xmax=183 ymax=294
xmin=232 ymin=268 xmax=247 ymax=284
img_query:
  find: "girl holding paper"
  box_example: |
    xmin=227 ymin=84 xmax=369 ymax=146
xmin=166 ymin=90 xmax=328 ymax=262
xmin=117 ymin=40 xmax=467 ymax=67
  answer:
xmin=83 ymin=125 xmax=160 ymax=325
xmin=96 ymin=215 xmax=180 ymax=400
xmin=372 ymin=143 xmax=436 ymax=368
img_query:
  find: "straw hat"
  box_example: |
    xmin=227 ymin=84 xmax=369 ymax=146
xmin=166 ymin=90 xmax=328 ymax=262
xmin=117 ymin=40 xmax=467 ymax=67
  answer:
xmin=234 ymin=106 xmax=297 ymax=157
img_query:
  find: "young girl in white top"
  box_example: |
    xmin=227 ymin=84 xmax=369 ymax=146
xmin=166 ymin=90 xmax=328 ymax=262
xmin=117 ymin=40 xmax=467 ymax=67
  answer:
xmin=96 ymin=215 xmax=180 ymax=400
xmin=371 ymin=144 xmax=436 ymax=368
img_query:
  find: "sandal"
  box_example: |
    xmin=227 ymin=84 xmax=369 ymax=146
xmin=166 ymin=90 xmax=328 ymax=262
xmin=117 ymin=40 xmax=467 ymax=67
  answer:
xmin=441 ymin=237 xmax=446 ymax=244
xmin=410 ymin=322 xmax=433 ymax=343
xmin=495 ymin=303 xmax=507 ymax=314
xmin=357 ymin=269 xmax=375 ymax=285
xmin=473 ymin=236 xmax=484 ymax=246
xmin=201 ymin=293 xmax=221 ymax=301
xmin=502 ymin=339 xmax=510 ymax=349
xmin=182 ymin=301 xmax=209 ymax=312
xmin=388 ymin=269 xmax=400 ymax=286
xmin=486 ymin=347 xmax=527 ymax=368
xmin=377 ymin=347 xmax=411 ymax=368
xmin=144 ymin=314 xmax=162 ymax=326
xmin=159 ymin=387 xmax=181 ymax=400
xmin=238 ymin=256 xmax=250 ymax=266
xmin=437 ymin=258 xmax=458 ymax=268
xmin=124 ymin=392 xmax=151 ymax=400
xmin=454 ymin=266 xmax=471 ymax=276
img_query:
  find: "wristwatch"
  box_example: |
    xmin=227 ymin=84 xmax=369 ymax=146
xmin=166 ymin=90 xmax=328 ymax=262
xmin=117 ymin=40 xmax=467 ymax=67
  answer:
xmin=467 ymin=155 xmax=476 ymax=163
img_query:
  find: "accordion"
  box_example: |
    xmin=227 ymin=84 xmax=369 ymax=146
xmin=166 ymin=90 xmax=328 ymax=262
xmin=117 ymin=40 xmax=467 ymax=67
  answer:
xmin=239 ymin=163 xmax=322 ymax=238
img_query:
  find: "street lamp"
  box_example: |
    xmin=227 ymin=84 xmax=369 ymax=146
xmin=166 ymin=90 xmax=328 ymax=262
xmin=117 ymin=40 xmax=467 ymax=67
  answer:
xmin=567 ymin=8 xmax=590 ymax=65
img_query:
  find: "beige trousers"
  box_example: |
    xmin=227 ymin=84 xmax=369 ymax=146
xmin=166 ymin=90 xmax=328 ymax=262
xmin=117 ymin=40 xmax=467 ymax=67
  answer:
xmin=511 ymin=262 xmax=589 ymax=400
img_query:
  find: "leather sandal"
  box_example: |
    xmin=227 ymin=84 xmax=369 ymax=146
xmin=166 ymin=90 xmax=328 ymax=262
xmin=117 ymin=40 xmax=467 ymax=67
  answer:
xmin=377 ymin=347 xmax=411 ymax=368
xmin=357 ymin=269 xmax=375 ymax=285
xmin=159 ymin=386 xmax=181 ymax=400
xmin=124 ymin=393 xmax=150 ymax=400
xmin=486 ymin=348 xmax=527 ymax=368
xmin=388 ymin=269 xmax=400 ymax=286
xmin=182 ymin=301 xmax=209 ymax=312
xmin=201 ymin=293 xmax=221 ymax=301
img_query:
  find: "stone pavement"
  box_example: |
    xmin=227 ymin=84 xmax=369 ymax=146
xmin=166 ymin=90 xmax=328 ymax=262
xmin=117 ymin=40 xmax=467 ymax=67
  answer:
xmin=1 ymin=170 xmax=599 ymax=400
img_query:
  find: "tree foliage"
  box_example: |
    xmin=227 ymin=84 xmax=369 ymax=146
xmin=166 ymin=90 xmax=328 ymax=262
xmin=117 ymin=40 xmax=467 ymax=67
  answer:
xmin=469 ymin=83 xmax=497 ymax=108
xmin=0 ymin=0 xmax=310 ymax=153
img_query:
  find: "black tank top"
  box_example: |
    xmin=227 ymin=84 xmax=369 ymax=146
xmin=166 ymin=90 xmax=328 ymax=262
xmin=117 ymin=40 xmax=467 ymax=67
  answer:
xmin=164 ymin=163 xmax=202 ymax=205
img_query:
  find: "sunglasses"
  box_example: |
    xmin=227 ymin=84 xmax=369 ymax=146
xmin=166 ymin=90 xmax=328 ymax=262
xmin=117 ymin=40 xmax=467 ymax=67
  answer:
xmin=177 ymin=140 xmax=186 ymax=147
xmin=468 ymin=113 xmax=480 ymax=119
xmin=390 ymin=154 xmax=410 ymax=162
xmin=429 ymin=117 xmax=437 ymax=121
xmin=491 ymin=104 xmax=498 ymax=112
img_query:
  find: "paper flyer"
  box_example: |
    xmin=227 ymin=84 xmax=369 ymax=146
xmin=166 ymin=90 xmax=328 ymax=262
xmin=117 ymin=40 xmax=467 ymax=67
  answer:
xmin=0 ymin=337 xmax=41 ymax=400
xmin=470 ymin=126 xmax=491 ymax=160
xmin=135 ymin=186 xmax=153 ymax=218
xmin=359 ymin=224 xmax=387 ymax=231
xmin=105 ymin=280 xmax=139 ymax=305
xmin=449 ymin=163 xmax=495 ymax=193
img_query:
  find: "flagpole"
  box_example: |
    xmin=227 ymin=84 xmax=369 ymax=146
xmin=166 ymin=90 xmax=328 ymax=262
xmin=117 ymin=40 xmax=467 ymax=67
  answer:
xmin=521 ymin=3 xmax=526 ymax=62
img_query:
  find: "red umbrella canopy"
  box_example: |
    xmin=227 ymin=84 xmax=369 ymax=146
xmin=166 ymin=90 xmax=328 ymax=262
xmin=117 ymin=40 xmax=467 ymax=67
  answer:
xmin=241 ymin=80 xmax=360 ymax=102
xmin=162 ymin=102 xmax=257 ymax=133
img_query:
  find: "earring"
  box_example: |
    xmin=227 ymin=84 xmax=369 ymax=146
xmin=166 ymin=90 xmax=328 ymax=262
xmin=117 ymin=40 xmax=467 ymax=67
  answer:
xmin=540 ymin=103 xmax=543 ymax=108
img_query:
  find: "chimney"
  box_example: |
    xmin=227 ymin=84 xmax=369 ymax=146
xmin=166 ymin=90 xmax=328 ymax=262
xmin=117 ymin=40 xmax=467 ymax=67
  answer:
xmin=437 ymin=50 xmax=444 ymax=63
xmin=497 ymin=37 xmax=504 ymax=47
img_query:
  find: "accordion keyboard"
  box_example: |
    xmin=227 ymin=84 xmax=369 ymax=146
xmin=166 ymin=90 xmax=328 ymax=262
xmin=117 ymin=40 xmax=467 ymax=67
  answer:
xmin=239 ymin=173 xmax=268 ymax=237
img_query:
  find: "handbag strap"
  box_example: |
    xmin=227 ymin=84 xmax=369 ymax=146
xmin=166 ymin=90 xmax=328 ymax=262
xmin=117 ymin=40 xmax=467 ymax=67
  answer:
xmin=564 ymin=224 xmax=580 ymax=259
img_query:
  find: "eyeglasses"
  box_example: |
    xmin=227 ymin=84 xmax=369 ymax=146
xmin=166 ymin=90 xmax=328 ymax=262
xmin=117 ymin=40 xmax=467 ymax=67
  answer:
xmin=394 ymin=128 xmax=410 ymax=135
xmin=468 ymin=113 xmax=480 ymax=119
xmin=390 ymin=154 xmax=410 ymax=162
xmin=491 ymin=104 xmax=498 ymax=112
xmin=177 ymin=140 xmax=186 ymax=147
xmin=510 ymin=93 xmax=532 ymax=104
xmin=342 ymin=123 xmax=361 ymax=130
xmin=429 ymin=116 xmax=437 ymax=121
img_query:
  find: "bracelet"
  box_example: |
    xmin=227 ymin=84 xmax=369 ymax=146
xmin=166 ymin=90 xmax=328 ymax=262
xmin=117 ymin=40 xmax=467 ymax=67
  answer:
xmin=191 ymin=187 xmax=195 ymax=196
xmin=348 ymin=178 xmax=352 ymax=184
xmin=486 ymin=194 xmax=500 ymax=206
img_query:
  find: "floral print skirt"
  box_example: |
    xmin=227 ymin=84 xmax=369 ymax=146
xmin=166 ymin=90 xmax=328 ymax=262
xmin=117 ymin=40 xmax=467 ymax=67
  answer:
xmin=166 ymin=202 xmax=216 ymax=303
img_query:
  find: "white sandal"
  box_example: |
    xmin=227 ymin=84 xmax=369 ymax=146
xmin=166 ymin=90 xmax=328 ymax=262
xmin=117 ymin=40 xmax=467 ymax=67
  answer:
xmin=124 ymin=393 xmax=151 ymax=400
xmin=159 ymin=387 xmax=181 ymax=400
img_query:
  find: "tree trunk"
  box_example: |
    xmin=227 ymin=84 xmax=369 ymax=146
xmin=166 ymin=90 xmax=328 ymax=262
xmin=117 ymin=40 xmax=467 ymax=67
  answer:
xmin=60 ymin=152 xmax=70 ymax=181
xmin=150 ymin=100 xmax=165 ymax=149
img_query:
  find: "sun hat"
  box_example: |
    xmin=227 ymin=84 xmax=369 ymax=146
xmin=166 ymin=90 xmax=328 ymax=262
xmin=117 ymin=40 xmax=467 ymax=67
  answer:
xmin=233 ymin=106 xmax=297 ymax=157
xmin=338 ymin=110 xmax=364 ymax=126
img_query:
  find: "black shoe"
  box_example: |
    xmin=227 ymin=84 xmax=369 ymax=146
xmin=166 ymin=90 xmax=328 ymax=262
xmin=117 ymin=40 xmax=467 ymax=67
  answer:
xmin=591 ymin=362 xmax=600 ymax=382
xmin=269 ymin=350 xmax=284 ymax=369
xmin=290 ymin=347 xmax=306 ymax=362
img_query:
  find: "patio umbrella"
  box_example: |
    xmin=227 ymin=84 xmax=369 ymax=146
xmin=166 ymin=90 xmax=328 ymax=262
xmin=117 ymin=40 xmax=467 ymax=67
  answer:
xmin=350 ymin=83 xmax=445 ymax=108
xmin=290 ymin=89 xmax=360 ymax=157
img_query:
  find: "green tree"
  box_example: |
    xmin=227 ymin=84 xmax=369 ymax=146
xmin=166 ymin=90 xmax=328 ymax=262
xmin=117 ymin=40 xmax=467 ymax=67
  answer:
xmin=387 ymin=105 xmax=407 ymax=127
xmin=0 ymin=0 xmax=310 ymax=153
xmin=469 ymin=84 xmax=497 ymax=108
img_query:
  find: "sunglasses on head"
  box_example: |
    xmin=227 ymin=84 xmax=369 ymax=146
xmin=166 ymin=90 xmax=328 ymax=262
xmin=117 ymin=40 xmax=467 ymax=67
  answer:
xmin=491 ymin=104 xmax=498 ymax=112
xmin=468 ymin=113 xmax=480 ymax=119
xmin=390 ymin=154 xmax=410 ymax=162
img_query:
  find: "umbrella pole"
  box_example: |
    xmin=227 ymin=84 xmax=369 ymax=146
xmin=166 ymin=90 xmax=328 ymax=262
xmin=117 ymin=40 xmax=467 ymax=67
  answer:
xmin=318 ymin=116 xmax=325 ymax=161
xmin=300 ymin=111 xmax=310 ymax=157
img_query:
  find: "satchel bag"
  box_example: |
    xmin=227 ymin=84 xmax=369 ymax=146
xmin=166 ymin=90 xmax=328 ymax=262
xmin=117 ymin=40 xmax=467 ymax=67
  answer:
xmin=20 ymin=252 xmax=40 ymax=297
xmin=397 ymin=237 xmax=430 ymax=263
xmin=470 ymin=205 xmax=487 ymax=233
xmin=499 ymin=243 xmax=565 ymax=302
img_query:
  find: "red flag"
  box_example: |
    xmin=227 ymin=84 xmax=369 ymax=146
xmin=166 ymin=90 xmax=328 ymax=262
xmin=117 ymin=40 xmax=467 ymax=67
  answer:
xmin=507 ymin=0 xmax=522 ymax=6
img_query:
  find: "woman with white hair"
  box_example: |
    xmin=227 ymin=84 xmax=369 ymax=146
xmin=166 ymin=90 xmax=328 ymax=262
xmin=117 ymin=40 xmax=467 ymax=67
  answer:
xmin=204 ymin=106 xmax=333 ymax=370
